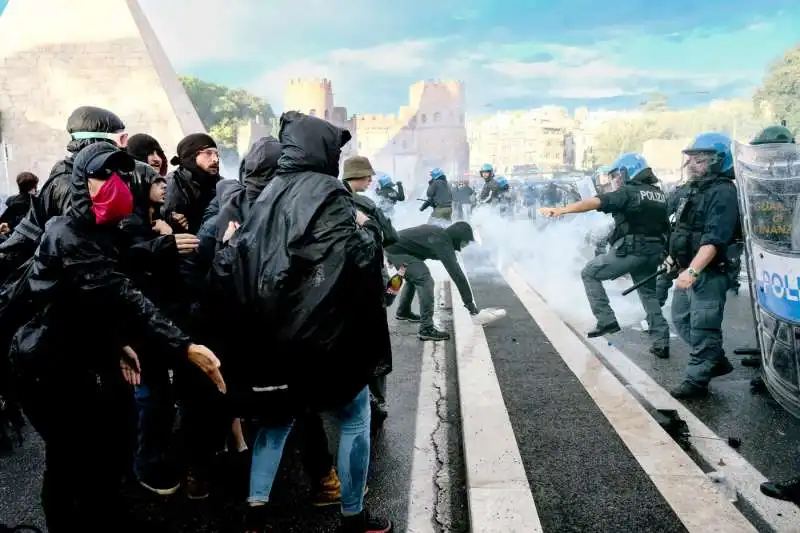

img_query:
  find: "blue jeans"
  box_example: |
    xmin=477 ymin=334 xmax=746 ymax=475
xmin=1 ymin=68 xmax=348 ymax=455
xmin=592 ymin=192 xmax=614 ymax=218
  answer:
xmin=248 ymin=387 xmax=371 ymax=515
xmin=134 ymin=368 xmax=175 ymax=478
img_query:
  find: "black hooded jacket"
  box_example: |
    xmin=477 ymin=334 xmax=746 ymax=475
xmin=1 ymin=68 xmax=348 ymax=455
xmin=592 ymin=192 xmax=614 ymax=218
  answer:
xmin=162 ymin=166 xmax=221 ymax=234
xmin=209 ymin=111 xmax=388 ymax=415
xmin=213 ymin=136 xmax=283 ymax=245
xmin=10 ymin=144 xmax=190 ymax=377
xmin=0 ymin=194 xmax=33 ymax=231
xmin=385 ymin=222 xmax=475 ymax=306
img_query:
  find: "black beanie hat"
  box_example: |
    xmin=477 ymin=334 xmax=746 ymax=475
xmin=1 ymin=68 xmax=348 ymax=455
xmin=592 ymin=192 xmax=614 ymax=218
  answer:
xmin=127 ymin=134 xmax=163 ymax=161
xmin=170 ymin=133 xmax=217 ymax=166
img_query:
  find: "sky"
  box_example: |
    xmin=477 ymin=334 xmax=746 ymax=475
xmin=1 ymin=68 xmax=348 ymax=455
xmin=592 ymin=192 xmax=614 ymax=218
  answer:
xmin=1 ymin=0 xmax=798 ymax=115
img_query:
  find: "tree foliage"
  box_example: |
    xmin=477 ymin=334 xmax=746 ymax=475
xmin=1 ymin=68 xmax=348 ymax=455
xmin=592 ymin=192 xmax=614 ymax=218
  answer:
xmin=591 ymin=44 xmax=800 ymax=167
xmin=180 ymin=76 xmax=275 ymax=149
xmin=753 ymin=44 xmax=800 ymax=132
xmin=591 ymin=100 xmax=770 ymax=166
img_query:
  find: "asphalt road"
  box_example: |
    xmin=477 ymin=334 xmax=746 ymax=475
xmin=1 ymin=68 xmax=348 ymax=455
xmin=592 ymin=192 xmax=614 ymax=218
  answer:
xmin=461 ymin=247 xmax=690 ymax=533
xmin=595 ymin=274 xmax=800 ymax=483
xmin=0 ymin=312 xmax=469 ymax=532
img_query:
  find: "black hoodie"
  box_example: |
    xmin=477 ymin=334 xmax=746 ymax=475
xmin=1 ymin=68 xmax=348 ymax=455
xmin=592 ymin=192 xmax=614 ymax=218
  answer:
xmin=11 ymin=143 xmax=190 ymax=376
xmin=209 ymin=111 xmax=387 ymax=415
xmin=385 ymin=222 xmax=475 ymax=306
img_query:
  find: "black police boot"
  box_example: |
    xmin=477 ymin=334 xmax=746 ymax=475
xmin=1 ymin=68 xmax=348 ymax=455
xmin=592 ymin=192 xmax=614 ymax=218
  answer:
xmin=741 ymin=355 xmax=761 ymax=368
xmin=760 ymin=477 xmax=800 ymax=505
xmin=587 ymin=322 xmax=621 ymax=338
xmin=670 ymin=381 xmax=708 ymax=399
xmin=649 ymin=346 xmax=669 ymax=359
xmin=750 ymin=376 xmax=767 ymax=394
xmin=710 ymin=358 xmax=734 ymax=378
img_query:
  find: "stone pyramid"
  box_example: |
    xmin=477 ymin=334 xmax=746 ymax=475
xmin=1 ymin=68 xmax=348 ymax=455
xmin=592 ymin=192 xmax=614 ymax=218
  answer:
xmin=0 ymin=0 xmax=205 ymax=192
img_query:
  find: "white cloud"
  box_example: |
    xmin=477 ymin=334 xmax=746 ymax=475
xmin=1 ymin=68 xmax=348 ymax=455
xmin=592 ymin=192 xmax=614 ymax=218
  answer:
xmin=138 ymin=0 xmax=412 ymax=67
xmin=329 ymin=40 xmax=433 ymax=73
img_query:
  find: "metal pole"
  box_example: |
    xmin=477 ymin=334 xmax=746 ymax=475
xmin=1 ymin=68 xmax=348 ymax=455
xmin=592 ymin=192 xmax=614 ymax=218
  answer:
xmin=1 ymin=141 xmax=10 ymax=196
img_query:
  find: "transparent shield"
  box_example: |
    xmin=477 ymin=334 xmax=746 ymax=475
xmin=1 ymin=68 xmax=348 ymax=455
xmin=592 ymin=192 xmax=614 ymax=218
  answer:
xmin=734 ymin=140 xmax=800 ymax=419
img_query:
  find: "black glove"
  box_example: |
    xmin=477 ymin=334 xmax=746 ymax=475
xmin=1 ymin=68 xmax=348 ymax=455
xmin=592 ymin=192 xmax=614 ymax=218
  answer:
xmin=466 ymin=301 xmax=479 ymax=315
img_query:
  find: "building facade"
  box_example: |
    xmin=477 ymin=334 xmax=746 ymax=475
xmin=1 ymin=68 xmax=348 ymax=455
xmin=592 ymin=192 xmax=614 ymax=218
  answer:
xmin=466 ymin=107 xmax=572 ymax=175
xmin=268 ymin=77 xmax=469 ymax=192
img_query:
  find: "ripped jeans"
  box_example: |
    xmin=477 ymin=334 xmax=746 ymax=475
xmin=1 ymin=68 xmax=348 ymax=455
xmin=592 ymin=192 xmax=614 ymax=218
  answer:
xmin=248 ymin=387 xmax=371 ymax=515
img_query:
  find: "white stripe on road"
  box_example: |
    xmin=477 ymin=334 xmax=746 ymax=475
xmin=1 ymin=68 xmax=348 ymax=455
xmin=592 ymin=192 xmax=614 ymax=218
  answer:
xmin=449 ymin=280 xmax=544 ymax=533
xmin=501 ymin=265 xmax=760 ymax=533
xmin=407 ymin=283 xmax=452 ymax=533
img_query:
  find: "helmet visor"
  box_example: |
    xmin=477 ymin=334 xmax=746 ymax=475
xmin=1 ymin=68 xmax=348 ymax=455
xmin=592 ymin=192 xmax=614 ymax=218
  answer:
xmin=683 ymin=150 xmax=717 ymax=180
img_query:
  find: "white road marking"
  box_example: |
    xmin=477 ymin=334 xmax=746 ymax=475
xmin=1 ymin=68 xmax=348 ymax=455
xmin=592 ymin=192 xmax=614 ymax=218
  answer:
xmin=449 ymin=280 xmax=544 ymax=533
xmin=474 ymin=226 xmax=799 ymax=531
xmin=502 ymin=265 xmax=759 ymax=533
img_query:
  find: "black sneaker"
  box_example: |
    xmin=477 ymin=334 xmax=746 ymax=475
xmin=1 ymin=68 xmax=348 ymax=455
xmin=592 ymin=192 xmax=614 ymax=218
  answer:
xmin=336 ymin=511 xmax=392 ymax=533
xmin=587 ymin=322 xmax=621 ymax=338
xmin=419 ymin=327 xmax=450 ymax=341
xmin=243 ymin=504 xmax=274 ymax=533
xmin=395 ymin=312 xmax=421 ymax=323
xmin=138 ymin=469 xmax=181 ymax=496
xmin=649 ymin=346 xmax=669 ymax=359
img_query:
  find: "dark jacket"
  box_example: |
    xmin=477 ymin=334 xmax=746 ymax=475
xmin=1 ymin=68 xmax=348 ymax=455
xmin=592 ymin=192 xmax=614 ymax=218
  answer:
xmin=478 ymin=177 xmax=501 ymax=203
xmin=344 ymin=181 xmax=399 ymax=247
xmin=0 ymin=144 xmax=152 ymax=279
xmin=0 ymin=194 xmax=33 ymax=231
xmin=385 ymin=222 xmax=475 ymax=307
xmin=209 ymin=111 xmax=388 ymax=416
xmin=10 ymin=144 xmax=190 ymax=378
xmin=162 ymin=167 xmax=220 ymax=234
xmin=422 ymin=175 xmax=452 ymax=210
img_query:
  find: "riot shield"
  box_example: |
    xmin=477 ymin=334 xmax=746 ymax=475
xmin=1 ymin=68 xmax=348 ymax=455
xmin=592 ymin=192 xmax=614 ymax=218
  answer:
xmin=734 ymin=140 xmax=800 ymax=419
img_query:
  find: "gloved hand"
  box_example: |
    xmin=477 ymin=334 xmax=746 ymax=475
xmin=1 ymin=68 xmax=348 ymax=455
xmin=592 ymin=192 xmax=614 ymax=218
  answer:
xmin=466 ymin=301 xmax=479 ymax=315
xmin=661 ymin=255 xmax=676 ymax=273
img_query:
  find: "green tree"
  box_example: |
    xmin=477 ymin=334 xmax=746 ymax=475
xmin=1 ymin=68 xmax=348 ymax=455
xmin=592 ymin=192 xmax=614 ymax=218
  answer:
xmin=180 ymin=76 xmax=275 ymax=149
xmin=753 ymin=44 xmax=800 ymax=132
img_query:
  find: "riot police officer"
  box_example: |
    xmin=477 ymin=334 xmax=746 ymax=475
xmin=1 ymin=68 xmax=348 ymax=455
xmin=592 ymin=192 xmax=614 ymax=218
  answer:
xmin=664 ymin=133 xmax=740 ymax=399
xmin=539 ymin=153 xmax=670 ymax=358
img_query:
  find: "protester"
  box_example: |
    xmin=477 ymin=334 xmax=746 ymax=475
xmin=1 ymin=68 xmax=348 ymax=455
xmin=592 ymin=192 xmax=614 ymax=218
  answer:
xmin=10 ymin=143 xmax=224 ymax=532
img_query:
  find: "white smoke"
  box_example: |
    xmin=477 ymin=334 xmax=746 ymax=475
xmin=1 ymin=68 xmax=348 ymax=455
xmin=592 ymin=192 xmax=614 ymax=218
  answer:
xmin=465 ymin=205 xmax=648 ymax=329
xmin=366 ymin=185 xmax=650 ymax=328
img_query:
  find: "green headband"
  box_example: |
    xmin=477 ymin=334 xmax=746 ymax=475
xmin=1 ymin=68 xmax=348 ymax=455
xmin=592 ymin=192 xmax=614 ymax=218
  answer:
xmin=70 ymin=131 xmax=124 ymax=140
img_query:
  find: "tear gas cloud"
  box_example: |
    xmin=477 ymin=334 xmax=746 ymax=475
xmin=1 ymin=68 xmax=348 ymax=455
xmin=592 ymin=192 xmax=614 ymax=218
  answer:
xmin=382 ymin=191 xmax=651 ymax=329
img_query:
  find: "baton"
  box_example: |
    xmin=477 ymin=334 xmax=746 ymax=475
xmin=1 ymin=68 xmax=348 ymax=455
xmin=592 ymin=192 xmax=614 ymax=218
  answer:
xmin=622 ymin=267 xmax=667 ymax=296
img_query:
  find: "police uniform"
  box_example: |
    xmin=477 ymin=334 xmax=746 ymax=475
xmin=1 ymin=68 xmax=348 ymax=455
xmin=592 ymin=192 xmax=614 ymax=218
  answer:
xmin=581 ymin=165 xmax=670 ymax=354
xmin=656 ymin=183 xmax=690 ymax=306
xmin=669 ymin=170 xmax=739 ymax=397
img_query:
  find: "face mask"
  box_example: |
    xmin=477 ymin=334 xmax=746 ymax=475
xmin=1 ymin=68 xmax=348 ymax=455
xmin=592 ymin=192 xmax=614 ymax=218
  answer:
xmin=91 ymin=172 xmax=134 ymax=224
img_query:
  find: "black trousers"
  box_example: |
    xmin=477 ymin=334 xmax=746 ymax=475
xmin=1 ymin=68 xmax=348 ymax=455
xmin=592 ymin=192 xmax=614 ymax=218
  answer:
xmin=19 ymin=369 xmax=136 ymax=533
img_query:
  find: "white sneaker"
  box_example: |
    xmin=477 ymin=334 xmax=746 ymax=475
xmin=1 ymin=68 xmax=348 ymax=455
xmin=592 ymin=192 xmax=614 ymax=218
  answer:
xmin=472 ymin=308 xmax=507 ymax=326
